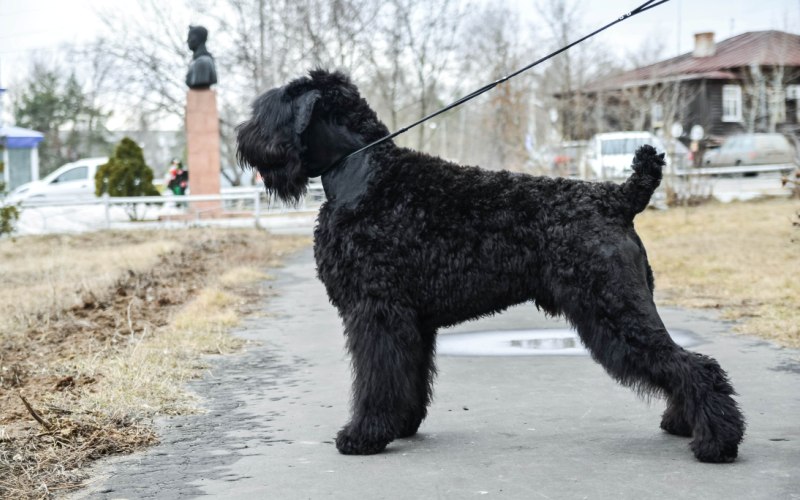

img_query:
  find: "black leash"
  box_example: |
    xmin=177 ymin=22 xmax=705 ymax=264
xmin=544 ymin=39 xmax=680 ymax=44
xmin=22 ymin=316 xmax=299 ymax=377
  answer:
xmin=326 ymin=0 xmax=671 ymax=173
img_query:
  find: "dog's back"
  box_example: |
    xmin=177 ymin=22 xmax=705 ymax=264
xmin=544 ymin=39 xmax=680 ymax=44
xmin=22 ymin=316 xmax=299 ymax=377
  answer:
xmin=315 ymin=145 xmax=664 ymax=327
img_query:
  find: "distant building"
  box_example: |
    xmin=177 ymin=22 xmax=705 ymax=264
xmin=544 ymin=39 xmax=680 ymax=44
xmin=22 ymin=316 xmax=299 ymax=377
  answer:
xmin=1 ymin=125 xmax=44 ymax=191
xmin=560 ymin=30 xmax=800 ymax=146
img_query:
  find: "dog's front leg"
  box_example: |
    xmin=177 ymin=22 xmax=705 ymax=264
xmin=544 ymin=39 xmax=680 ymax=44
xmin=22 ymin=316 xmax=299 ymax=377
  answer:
xmin=336 ymin=303 xmax=426 ymax=455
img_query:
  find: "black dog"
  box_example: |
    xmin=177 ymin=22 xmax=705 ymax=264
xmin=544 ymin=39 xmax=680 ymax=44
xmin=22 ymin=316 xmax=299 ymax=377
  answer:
xmin=237 ymin=70 xmax=744 ymax=463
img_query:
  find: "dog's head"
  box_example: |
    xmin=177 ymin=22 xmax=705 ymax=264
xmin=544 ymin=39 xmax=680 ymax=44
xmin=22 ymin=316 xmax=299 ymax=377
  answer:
xmin=237 ymin=69 xmax=389 ymax=203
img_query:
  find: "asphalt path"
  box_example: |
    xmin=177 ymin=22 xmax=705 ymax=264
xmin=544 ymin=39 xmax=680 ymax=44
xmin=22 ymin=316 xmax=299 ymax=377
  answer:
xmin=79 ymin=248 xmax=800 ymax=500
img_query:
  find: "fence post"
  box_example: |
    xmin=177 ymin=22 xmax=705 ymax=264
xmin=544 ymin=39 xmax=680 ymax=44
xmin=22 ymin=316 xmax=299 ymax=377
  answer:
xmin=103 ymin=194 xmax=110 ymax=229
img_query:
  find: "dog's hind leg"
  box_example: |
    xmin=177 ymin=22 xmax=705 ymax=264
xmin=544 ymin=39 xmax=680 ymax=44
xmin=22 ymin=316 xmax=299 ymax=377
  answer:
xmin=336 ymin=302 xmax=427 ymax=454
xmin=574 ymin=299 xmax=744 ymax=462
xmin=567 ymin=239 xmax=744 ymax=463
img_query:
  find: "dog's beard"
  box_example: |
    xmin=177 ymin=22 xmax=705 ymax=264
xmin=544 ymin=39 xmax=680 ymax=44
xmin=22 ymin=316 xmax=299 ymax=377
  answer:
xmin=237 ymin=120 xmax=310 ymax=204
xmin=257 ymin=151 xmax=309 ymax=204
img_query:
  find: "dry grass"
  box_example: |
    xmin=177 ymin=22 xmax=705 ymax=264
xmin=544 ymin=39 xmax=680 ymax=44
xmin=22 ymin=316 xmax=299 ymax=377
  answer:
xmin=0 ymin=404 xmax=158 ymax=498
xmin=0 ymin=235 xmax=178 ymax=334
xmin=0 ymin=228 xmax=309 ymax=498
xmin=79 ymin=285 xmax=255 ymax=418
xmin=636 ymin=198 xmax=800 ymax=348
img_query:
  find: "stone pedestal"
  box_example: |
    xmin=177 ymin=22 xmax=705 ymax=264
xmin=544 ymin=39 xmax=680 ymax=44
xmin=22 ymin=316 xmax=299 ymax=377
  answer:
xmin=186 ymin=89 xmax=221 ymax=215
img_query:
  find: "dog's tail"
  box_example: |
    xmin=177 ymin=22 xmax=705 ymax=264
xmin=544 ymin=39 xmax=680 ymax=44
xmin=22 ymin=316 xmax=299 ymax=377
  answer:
xmin=619 ymin=145 xmax=665 ymax=219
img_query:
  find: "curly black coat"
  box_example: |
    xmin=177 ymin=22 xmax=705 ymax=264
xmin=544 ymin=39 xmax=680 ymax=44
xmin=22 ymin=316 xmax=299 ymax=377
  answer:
xmin=237 ymin=69 xmax=745 ymax=463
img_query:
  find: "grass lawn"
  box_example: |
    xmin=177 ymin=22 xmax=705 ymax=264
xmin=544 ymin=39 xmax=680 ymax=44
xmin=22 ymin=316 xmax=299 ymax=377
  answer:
xmin=636 ymin=197 xmax=799 ymax=348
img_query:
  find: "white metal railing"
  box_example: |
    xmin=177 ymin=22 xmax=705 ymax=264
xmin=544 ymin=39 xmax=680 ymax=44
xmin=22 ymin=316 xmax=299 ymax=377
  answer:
xmin=673 ymin=163 xmax=796 ymax=176
xmin=661 ymin=163 xmax=797 ymax=204
xmin=9 ymin=184 xmax=325 ymax=235
xmin=4 ymin=165 xmax=796 ymax=235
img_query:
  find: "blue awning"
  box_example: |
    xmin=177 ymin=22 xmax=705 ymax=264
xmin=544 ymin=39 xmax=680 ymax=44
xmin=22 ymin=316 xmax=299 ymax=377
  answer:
xmin=0 ymin=125 xmax=45 ymax=149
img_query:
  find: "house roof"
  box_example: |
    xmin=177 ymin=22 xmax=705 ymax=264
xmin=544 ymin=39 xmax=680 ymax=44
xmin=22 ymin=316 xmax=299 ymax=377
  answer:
xmin=587 ymin=30 xmax=800 ymax=92
xmin=0 ymin=125 xmax=45 ymax=149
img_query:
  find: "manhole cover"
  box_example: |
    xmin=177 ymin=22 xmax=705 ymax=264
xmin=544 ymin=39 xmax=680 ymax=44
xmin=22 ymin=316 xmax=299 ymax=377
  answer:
xmin=437 ymin=328 xmax=700 ymax=356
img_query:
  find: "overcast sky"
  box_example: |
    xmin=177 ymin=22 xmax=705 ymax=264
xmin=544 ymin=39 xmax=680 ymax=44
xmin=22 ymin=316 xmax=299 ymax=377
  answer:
xmin=2 ymin=0 xmax=798 ymax=76
xmin=1 ymin=0 xmax=798 ymax=126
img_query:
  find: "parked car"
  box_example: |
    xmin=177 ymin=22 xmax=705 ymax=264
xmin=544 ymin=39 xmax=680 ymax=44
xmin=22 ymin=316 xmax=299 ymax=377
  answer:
xmin=6 ymin=157 xmax=109 ymax=204
xmin=584 ymin=131 xmax=688 ymax=179
xmin=703 ymin=133 xmax=797 ymax=167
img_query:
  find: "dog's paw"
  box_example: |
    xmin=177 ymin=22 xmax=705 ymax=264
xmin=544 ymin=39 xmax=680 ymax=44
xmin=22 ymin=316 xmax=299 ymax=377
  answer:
xmin=335 ymin=426 xmax=390 ymax=455
xmin=396 ymin=417 xmax=423 ymax=439
xmin=660 ymin=405 xmax=692 ymax=437
xmin=689 ymin=403 xmax=744 ymax=463
xmin=395 ymin=408 xmax=427 ymax=439
xmin=632 ymin=145 xmax=666 ymax=176
xmin=690 ymin=435 xmax=739 ymax=463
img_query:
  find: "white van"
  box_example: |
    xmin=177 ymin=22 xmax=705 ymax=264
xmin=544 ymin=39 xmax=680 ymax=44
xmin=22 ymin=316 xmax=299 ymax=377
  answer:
xmin=7 ymin=157 xmax=109 ymax=203
xmin=584 ymin=132 xmax=687 ymax=179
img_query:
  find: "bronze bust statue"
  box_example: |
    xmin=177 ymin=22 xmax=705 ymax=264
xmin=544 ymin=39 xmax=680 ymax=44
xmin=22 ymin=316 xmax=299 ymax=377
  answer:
xmin=186 ymin=25 xmax=217 ymax=89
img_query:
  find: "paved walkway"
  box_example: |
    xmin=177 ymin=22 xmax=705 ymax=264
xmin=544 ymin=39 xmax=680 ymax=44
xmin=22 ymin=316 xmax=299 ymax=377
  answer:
xmin=81 ymin=249 xmax=799 ymax=499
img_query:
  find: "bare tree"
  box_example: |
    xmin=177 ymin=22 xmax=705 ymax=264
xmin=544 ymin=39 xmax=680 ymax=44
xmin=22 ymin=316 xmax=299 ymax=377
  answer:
xmin=535 ymin=0 xmax=614 ymax=142
xmin=739 ymin=33 xmax=800 ymax=134
xmin=365 ymin=0 xmax=466 ymax=150
xmin=626 ymin=37 xmax=666 ymax=69
xmin=292 ymin=0 xmax=380 ymax=73
xmin=95 ymin=0 xmax=190 ymax=121
xmin=742 ymin=63 xmax=792 ymax=134
xmin=364 ymin=2 xmax=408 ymax=132
xmin=452 ymin=6 xmax=535 ymax=170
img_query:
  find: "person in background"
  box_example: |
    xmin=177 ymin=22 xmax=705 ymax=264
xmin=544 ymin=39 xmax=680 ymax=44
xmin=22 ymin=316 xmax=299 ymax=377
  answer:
xmin=166 ymin=158 xmax=189 ymax=195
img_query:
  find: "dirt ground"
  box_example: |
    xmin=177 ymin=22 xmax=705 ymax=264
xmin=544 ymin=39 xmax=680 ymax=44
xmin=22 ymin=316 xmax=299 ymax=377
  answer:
xmin=0 ymin=228 xmax=309 ymax=498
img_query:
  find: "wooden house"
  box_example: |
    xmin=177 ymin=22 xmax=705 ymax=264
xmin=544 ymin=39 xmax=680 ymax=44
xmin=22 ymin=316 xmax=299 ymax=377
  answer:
xmin=564 ymin=31 xmax=800 ymax=146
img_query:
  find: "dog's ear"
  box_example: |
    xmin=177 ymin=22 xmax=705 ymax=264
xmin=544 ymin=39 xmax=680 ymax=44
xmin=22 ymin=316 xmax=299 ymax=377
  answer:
xmin=236 ymin=87 xmax=311 ymax=204
xmin=293 ymin=90 xmax=320 ymax=136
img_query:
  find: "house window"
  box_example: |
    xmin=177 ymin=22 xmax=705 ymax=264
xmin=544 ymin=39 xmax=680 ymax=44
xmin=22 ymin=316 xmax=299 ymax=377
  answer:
xmin=722 ymin=84 xmax=742 ymax=122
xmin=651 ymin=103 xmax=664 ymax=125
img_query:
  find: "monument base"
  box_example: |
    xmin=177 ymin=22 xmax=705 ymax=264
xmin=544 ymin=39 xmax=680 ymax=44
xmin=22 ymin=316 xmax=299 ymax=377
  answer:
xmin=185 ymin=88 xmax=222 ymax=215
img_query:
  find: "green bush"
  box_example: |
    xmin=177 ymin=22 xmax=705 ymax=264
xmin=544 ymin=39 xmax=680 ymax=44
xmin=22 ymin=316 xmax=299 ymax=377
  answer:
xmin=0 ymin=146 xmax=20 ymax=237
xmin=95 ymin=137 xmax=159 ymax=197
xmin=95 ymin=137 xmax=160 ymax=220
